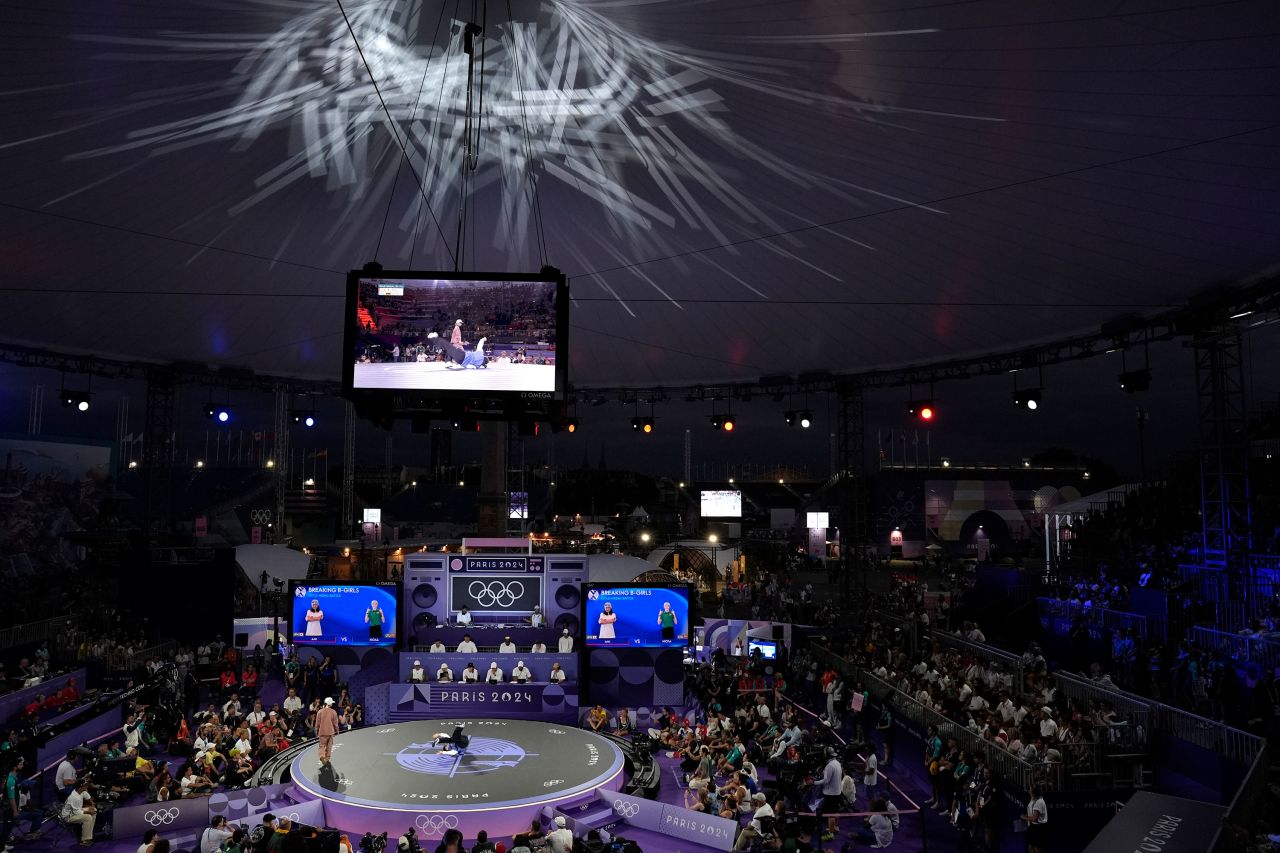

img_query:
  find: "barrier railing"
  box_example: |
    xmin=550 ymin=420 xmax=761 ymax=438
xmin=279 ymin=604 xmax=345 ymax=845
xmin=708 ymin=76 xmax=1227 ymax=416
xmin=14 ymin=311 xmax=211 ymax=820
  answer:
xmin=1153 ymin=703 xmax=1262 ymax=765
xmin=125 ymin=641 xmax=176 ymax=671
xmin=0 ymin=615 xmax=74 ymax=651
xmin=1037 ymin=598 xmax=1168 ymax=643
xmin=1214 ymin=743 xmax=1270 ymax=853
xmin=811 ymin=644 xmax=1043 ymax=793
xmin=1190 ymin=625 xmax=1280 ymax=673
xmin=930 ymin=630 xmax=1025 ymax=687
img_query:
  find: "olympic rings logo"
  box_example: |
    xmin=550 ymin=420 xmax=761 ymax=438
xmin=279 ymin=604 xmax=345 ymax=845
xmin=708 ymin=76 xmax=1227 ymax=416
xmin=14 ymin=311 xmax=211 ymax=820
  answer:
xmin=144 ymin=808 xmax=180 ymax=826
xmin=414 ymin=815 xmax=459 ymax=836
xmin=250 ymin=509 xmax=272 ymax=525
xmin=468 ymin=580 xmax=524 ymax=608
xmin=613 ymin=800 xmax=640 ymax=819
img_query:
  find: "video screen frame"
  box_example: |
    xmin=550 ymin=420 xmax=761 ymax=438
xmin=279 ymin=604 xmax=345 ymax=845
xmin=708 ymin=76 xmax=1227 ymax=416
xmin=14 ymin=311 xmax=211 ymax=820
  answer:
xmin=288 ymin=581 xmax=401 ymax=648
xmin=582 ymin=582 xmax=693 ymax=649
xmin=700 ymin=489 xmax=743 ymax=518
xmin=342 ymin=268 xmax=569 ymax=402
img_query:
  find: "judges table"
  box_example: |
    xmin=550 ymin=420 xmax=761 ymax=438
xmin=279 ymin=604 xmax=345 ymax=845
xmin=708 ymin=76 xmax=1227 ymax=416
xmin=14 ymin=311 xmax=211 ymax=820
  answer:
xmin=410 ymin=625 xmax=564 ymax=648
xmin=398 ymin=652 xmax=577 ymax=683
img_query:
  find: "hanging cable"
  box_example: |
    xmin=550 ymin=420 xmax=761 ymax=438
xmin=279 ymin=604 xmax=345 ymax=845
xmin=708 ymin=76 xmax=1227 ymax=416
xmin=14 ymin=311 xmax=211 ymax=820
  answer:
xmin=507 ymin=0 xmax=549 ymax=266
xmin=334 ymin=0 xmax=455 ymax=266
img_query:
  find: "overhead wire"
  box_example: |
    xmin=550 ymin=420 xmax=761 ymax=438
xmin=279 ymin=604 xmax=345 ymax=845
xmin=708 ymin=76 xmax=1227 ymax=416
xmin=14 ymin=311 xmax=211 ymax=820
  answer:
xmin=333 ymin=0 xmax=455 ymax=266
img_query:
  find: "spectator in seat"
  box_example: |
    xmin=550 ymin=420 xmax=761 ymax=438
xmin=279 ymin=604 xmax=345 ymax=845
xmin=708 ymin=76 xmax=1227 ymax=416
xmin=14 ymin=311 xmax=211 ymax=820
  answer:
xmin=586 ymin=705 xmax=608 ymax=732
xmin=546 ymin=816 xmax=573 ymax=853
xmin=283 ymin=688 xmax=303 ymax=717
xmin=61 ymin=780 xmax=96 ymax=845
xmin=613 ymin=709 xmax=633 ymax=737
xmin=219 ymin=666 xmax=238 ymax=698
xmin=240 ymin=665 xmax=259 ymax=699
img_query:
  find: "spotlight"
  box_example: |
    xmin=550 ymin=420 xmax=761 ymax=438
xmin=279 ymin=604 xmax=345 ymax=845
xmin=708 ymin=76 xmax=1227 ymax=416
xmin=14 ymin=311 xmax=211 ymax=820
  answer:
xmin=941 ymin=458 xmax=951 ymax=468
xmin=61 ymin=390 xmax=91 ymax=411
xmin=127 ymin=460 xmax=138 ymax=470
xmin=641 ymin=417 xmax=655 ymax=434
xmin=784 ymin=410 xmax=797 ymax=427
xmin=908 ymin=401 xmax=935 ymax=421
xmin=1118 ymin=369 xmax=1151 ymax=393
xmin=722 ymin=416 xmax=736 ymax=432
xmin=631 ymin=417 xmax=643 ymax=432
xmin=710 ymin=415 xmax=722 ymax=430
xmin=1012 ymin=389 xmax=1042 ymax=411
xmin=291 ymin=410 xmax=317 ymax=427
xmin=207 ymin=405 xmax=233 ymax=423
xmin=566 ymin=418 xmax=580 ymax=434
xmin=798 ymin=410 xmax=812 ymax=429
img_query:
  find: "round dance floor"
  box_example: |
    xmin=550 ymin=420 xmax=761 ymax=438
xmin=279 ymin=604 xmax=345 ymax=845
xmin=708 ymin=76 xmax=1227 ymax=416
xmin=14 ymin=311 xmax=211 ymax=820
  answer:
xmin=290 ymin=719 xmax=626 ymax=839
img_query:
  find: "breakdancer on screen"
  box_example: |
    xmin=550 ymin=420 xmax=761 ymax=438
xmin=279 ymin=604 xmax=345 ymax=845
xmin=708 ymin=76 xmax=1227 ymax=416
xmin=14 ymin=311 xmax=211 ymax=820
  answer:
xmin=431 ymin=724 xmax=470 ymax=757
xmin=425 ymin=332 xmax=488 ymax=369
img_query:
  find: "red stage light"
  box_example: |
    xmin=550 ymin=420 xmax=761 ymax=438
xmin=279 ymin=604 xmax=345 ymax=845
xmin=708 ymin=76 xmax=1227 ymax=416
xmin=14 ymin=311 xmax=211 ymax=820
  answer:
xmin=919 ymin=406 xmax=934 ymax=421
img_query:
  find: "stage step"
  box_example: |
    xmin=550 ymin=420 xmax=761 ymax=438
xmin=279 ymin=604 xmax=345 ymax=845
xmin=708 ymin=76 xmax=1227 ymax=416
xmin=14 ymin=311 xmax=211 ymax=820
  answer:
xmin=554 ymin=799 xmax=617 ymax=832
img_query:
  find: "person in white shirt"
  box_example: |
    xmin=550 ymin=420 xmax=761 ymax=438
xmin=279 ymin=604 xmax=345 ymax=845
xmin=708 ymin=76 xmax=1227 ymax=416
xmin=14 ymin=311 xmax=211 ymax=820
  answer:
xmin=55 ymin=753 xmax=79 ymax=796
xmin=221 ymin=695 xmax=242 ymax=720
xmin=819 ymin=749 xmax=843 ymax=840
xmin=409 ymin=661 xmax=426 ymax=683
xmin=245 ymin=701 xmax=266 ymax=727
xmin=499 ymin=637 xmax=517 ymax=654
xmin=863 ymin=748 xmax=880 ymax=800
xmin=529 ymin=606 xmax=545 ymax=628
xmin=137 ymin=829 xmax=160 ymax=853
xmin=123 ymin=714 xmax=143 ymax=752
xmin=1038 ymin=709 xmax=1058 ymax=739
xmin=429 ymin=639 xmax=447 ymax=653
xmin=436 ymin=663 xmax=454 ymax=682
xmin=486 ymin=663 xmax=504 ymax=684
xmin=968 ymin=693 xmax=990 ymax=714
xmin=557 ymin=630 xmax=574 ymax=653
xmin=1022 ymin=784 xmax=1048 ymax=853
xmin=840 ymin=770 xmax=858 ymax=809
xmin=530 ymin=640 xmax=548 ymax=653
xmin=283 ymin=688 xmax=303 ymax=715
xmin=462 ymin=664 xmax=479 ymax=683
xmin=455 ymin=607 xmax=472 ymax=626
xmin=456 ymin=635 xmax=478 ymax=654
xmin=510 ymin=662 xmax=532 ymax=683
xmin=61 ymin=780 xmax=95 ymax=843
xmin=732 ymin=793 xmax=774 ymax=852
xmin=548 ymin=662 xmax=566 ymax=683
xmin=200 ymin=817 xmax=233 ymax=853
xmin=546 ymin=816 xmax=574 ymax=853
xmin=233 ymin=732 xmax=253 ymax=756
xmin=864 ymin=806 xmax=894 ymax=849
xmin=755 ymin=700 xmax=771 ymax=721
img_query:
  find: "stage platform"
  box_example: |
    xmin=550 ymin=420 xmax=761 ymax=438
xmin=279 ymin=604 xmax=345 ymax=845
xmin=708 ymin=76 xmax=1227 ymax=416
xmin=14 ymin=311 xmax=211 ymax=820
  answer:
xmin=289 ymin=719 xmax=625 ymax=841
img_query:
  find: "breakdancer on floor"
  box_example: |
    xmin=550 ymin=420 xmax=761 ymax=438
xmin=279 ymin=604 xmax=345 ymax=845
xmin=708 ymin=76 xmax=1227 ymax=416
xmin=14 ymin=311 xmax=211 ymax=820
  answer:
xmin=431 ymin=725 xmax=470 ymax=756
xmin=426 ymin=333 xmax=488 ymax=368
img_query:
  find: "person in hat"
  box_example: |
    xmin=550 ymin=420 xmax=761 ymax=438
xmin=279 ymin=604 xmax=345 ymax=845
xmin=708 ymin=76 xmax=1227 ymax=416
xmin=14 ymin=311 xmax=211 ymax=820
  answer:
xmin=315 ymin=698 xmax=340 ymax=765
xmin=409 ymin=660 xmax=426 ymax=683
xmin=529 ymin=606 xmax=545 ymax=628
xmin=462 ymin=663 xmax=479 ymax=683
xmin=499 ymin=636 xmax=517 ymax=654
xmin=510 ymin=661 xmax=532 ymax=683
xmin=557 ymin=629 xmax=574 ymax=653
xmin=436 ymin=662 xmax=454 ymax=683
xmin=450 ymin=319 xmax=464 ymax=348
xmin=546 ymin=816 xmax=573 ymax=853
xmin=486 ymin=662 xmax=504 ymax=684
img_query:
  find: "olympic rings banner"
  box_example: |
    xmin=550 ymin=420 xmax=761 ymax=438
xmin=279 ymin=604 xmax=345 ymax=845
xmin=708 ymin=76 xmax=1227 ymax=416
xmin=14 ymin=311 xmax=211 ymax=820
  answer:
xmin=113 ymin=797 xmax=211 ymax=838
xmin=449 ymin=574 xmax=543 ymax=613
xmin=608 ymin=791 xmax=737 ymax=851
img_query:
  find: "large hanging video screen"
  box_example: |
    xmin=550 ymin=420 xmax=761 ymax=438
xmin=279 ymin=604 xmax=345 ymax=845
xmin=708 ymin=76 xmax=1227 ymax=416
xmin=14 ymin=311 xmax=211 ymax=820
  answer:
xmin=344 ymin=269 xmax=567 ymax=400
xmin=289 ymin=582 xmax=399 ymax=647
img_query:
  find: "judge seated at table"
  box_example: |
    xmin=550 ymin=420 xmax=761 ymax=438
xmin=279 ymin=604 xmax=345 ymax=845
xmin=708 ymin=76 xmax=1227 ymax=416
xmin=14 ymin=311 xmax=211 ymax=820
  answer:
xmin=486 ymin=663 xmax=504 ymax=684
xmin=549 ymin=662 xmax=566 ymax=684
xmin=511 ymin=661 xmax=532 ymax=683
xmin=499 ymin=637 xmax=517 ymax=653
xmin=436 ymin=663 xmax=454 ymax=683
xmin=429 ymin=639 xmax=447 ymax=653
xmin=530 ymin=640 xmax=548 ymax=654
xmin=456 ymin=635 xmax=478 ymax=654
xmin=409 ymin=660 xmax=426 ymax=683
xmin=462 ymin=663 xmax=480 ymax=683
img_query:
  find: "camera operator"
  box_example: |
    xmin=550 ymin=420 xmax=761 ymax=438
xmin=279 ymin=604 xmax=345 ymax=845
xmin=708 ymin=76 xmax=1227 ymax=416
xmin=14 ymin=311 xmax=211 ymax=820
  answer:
xmin=200 ymin=816 xmax=234 ymax=853
xmin=55 ymin=751 xmax=82 ymax=798
xmin=395 ymin=826 xmax=420 ymax=853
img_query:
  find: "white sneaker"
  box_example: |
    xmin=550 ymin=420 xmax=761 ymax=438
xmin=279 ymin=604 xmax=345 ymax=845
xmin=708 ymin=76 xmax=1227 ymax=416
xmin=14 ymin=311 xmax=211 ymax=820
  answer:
xmin=441 ymin=749 xmax=458 ymax=756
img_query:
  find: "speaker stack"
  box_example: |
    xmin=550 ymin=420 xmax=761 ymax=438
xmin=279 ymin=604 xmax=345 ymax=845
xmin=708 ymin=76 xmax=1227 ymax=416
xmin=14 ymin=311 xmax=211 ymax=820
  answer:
xmin=404 ymin=556 xmax=448 ymax=643
xmin=545 ymin=560 xmax=586 ymax=635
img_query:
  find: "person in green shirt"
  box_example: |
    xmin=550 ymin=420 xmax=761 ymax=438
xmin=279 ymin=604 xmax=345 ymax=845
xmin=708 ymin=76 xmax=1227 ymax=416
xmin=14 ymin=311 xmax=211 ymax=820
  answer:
xmin=364 ymin=600 xmax=385 ymax=641
xmin=657 ymin=602 xmax=678 ymax=641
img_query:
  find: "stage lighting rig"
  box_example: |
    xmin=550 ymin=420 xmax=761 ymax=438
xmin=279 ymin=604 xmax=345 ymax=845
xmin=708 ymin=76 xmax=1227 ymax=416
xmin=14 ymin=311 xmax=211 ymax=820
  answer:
xmin=908 ymin=401 xmax=936 ymax=421
xmin=205 ymin=405 xmax=233 ymax=423
xmin=1012 ymin=389 xmax=1042 ymax=411
xmin=566 ymin=418 xmax=579 ymax=434
xmin=61 ymin=389 xmax=91 ymax=412
xmin=1119 ymin=369 xmax=1151 ymax=393
xmin=798 ymin=410 xmax=812 ymax=429
xmin=291 ymin=410 xmax=317 ymax=428
xmin=784 ymin=410 xmax=797 ymax=426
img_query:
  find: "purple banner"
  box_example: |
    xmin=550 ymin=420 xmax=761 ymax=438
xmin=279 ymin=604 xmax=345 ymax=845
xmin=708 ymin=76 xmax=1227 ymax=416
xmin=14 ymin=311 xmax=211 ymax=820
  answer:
xmin=381 ymin=682 xmax=576 ymax=723
xmin=207 ymin=783 xmax=296 ymax=822
xmin=36 ymin=708 xmax=123 ymax=770
xmin=113 ymin=797 xmax=210 ymax=840
xmin=606 ymin=791 xmax=666 ymax=833
xmin=448 ymin=556 xmax=543 ymax=573
xmin=241 ymin=800 xmax=326 ymax=830
xmin=656 ymin=807 xmax=738 ymax=851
